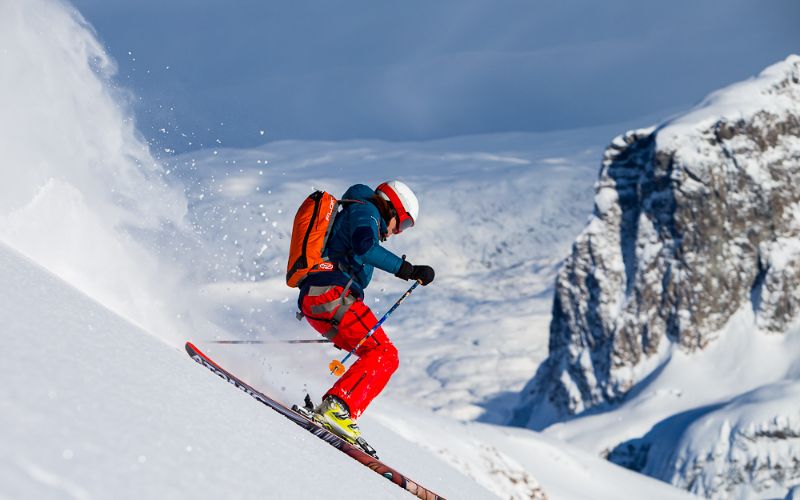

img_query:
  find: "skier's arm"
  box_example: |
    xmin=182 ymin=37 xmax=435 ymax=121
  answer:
xmin=350 ymin=214 xmax=403 ymax=274
xmin=362 ymin=243 xmax=403 ymax=274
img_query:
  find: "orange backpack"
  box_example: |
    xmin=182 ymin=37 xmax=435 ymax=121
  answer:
xmin=286 ymin=191 xmax=356 ymax=288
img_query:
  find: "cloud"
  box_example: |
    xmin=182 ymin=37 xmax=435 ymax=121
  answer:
xmin=70 ymin=0 xmax=800 ymax=149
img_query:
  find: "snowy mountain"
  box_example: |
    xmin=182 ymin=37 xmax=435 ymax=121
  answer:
xmin=4 ymin=0 xmax=799 ymax=498
xmin=512 ymin=56 xmax=800 ymax=498
xmin=516 ymin=55 xmax=800 ymax=425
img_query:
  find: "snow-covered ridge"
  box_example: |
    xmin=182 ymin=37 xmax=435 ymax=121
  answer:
xmin=659 ymin=54 xmax=800 ymax=154
xmin=656 ymin=380 xmax=800 ymax=499
xmin=516 ymin=54 xmax=800 ymax=428
xmin=609 ymin=378 xmax=800 ymax=499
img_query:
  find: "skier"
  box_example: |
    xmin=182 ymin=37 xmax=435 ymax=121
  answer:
xmin=296 ymin=180 xmax=435 ymax=444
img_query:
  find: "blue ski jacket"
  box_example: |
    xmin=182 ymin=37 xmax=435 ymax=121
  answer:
xmin=298 ymin=184 xmax=404 ymax=300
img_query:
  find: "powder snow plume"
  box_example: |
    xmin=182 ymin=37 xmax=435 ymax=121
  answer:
xmin=0 ymin=0 xmax=194 ymax=343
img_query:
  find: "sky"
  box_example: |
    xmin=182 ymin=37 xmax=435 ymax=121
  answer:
xmin=69 ymin=0 xmax=800 ymax=152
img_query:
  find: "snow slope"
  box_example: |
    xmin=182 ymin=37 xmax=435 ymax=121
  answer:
xmin=0 ymin=241 xmax=695 ymax=500
xmin=543 ymin=308 xmax=800 ymax=450
xmin=0 ymin=0 xmax=192 ymax=344
xmin=641 ymin=379 xmax=800 ymax=499
xmin=0 ymin=241 xmax=475 ymax=499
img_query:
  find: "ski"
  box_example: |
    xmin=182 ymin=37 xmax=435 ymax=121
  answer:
xmin=290 ymin=394 xmax=380 ymax=458
xmin=185 ymin=341 xmax=445 ymax=500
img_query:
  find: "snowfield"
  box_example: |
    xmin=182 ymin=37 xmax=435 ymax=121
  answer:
xmin=0 ymin=243 xmax=419 ymax=500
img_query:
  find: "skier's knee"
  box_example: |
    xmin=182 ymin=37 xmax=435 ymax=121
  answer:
xmin=383 ymin=343 xmax=399 ymax=374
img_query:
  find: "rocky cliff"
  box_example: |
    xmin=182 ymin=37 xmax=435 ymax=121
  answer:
xmin=515 ymin=55 xmax=800 ymax=429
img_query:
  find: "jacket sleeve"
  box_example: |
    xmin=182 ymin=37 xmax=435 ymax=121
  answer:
xmin=362 ymin=244 xmax=403 ymax=274
xmin=349 ymin=206 xmax=403 ymax=275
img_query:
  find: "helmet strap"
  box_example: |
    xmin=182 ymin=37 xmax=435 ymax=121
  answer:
xmin=369 ymin=195 xmax=395 ymax=226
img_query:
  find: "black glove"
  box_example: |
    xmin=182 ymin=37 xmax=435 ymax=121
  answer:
xmin=411 ymin=265 xmax=435 ymax=285
xmin=395 ymin=259 xmax=435 ymax=286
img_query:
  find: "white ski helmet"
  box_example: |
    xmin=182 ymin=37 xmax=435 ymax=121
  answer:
xmin=376 ymin=180 xmax=418 ymax=233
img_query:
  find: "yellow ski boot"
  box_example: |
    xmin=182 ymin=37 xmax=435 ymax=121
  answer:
xmin=312 ymin=395 xmax=361 ymax=444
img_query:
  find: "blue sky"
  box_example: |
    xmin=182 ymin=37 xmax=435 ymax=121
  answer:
xmin=71 ymin=0 xmax=799 ymax=152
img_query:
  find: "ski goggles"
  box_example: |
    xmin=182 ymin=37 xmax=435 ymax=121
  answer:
xmin=394 ymin=210 xmax=414 ymax=234
xmin=386 ymin=203 xmax=414 ymax=234
xmin=379 ymin=184 xmax=415 ymax=234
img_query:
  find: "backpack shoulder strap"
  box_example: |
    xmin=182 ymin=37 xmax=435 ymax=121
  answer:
xmin=337 ymin=198 xmax=366 ymax=206
xmin=322 ymin=199 xmax=364 ymax=251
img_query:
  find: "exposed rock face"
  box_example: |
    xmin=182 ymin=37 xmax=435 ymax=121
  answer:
xmin=515 ymin=55 xmax=800 ymax=428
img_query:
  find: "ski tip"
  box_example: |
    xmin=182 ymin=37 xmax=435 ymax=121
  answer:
xmin=185 ymin=341 xmax=200 ymax=356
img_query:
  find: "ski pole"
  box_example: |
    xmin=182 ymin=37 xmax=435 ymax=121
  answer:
xmin=329 ymin=280 xmax=420 ymax=377
xmin=208 ymin=339 xmax=332 ymax=345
